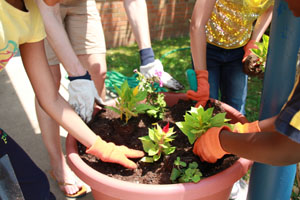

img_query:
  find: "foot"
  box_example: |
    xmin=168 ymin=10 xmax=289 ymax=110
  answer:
xmin=50 ymin=168 xmax=86 ymax=198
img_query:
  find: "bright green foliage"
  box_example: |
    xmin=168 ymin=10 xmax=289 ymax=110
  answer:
xmin=170 ymin=157 xmax=202 ymax=183
xmin=139 ymin=123 xmax=176 ymax=163
xmin=176 ymin=106 xmax=233 ymax=144
xmin=135 ymin=69 xmax=167 ymax=119
xmin=106 ymin=80 xmax=154 ymax=123
xmin=250 ymin=34 xmax=269 ymax=71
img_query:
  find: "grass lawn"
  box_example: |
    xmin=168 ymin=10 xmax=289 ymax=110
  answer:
xmin=106 ymin=36 xmax=262 ymax=121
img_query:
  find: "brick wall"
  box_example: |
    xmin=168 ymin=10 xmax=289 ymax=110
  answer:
xmin=96 ymin=0 xmax=196 ymax=49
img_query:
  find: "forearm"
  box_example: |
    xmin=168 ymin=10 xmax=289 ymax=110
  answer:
xmin=21 ymin=41 xmax=96 ymax=148
xmin=220 ymin=129 xmax=300 ymax=166
xmin=190 ymin=0 xmax=215 ymax=71
xmin=123 ymin=0 xmax=151 ymax=50
xmin=35 ymin=0 xmax=86 ymax=76
xmin=38 ymin=95 xmax=97 ymax=147
xmin=250 ymin=6 xmax=273 ymax=41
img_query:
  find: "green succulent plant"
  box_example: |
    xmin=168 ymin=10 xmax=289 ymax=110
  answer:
xmin=176 ymin=106 xmax=233 ymax=144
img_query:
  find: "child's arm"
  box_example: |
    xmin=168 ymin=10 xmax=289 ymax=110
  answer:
xmin=194 ymin=116 xmax=300 ymax=166
xmin=189 ymin=0 xmax=215 ymax=71
xmin=220 ymin=127 xmax=300 ymax=166
xmin=243 ymin=5 xmax=273 ymax=62
xmin=20 ymin=41 xmax=96 ymax=147
xmin=186 ymin=0 xmax=215 ymax=107
xmin=19 ymin=41 xmax=144 ymax=168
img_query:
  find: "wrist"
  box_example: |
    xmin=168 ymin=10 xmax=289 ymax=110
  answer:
xmin=68 ymin=71 xmax=91 ymax=81
xmin=244 ymin=40 xmax=258 ymax=51
xmin=233 ymin=121 xmax=261 ymax=133
xmin=195 ymin=70 xmax=208 ymax=78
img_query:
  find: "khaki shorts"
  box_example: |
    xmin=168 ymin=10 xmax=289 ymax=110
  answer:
xmin=44 ymin=0 xmax=106 ymax=66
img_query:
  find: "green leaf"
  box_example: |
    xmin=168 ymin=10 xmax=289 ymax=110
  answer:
xmin=163 ymin=146 xmax=176 ymax=155
xmin=135 ymin=104 xmax=154 ymax=112
xmin=189 ymin=162 xmax=198 ymax=169
xmin=210 ymin=113 xmax=228 ymax=127
xmin=170 ymin=168 xmax=181 ymax=181
xmin=153 ymin=154 xmax=161 ymax=161
xmin=192 ymin=175 xmax=201 ymax=183
xmin=134 ymin=90 xmax=148 ymax=101
xmin=140 ymin=156 xmax=154 ymax=163
xmin=148 ymin=147 xmax=159 ymax=156
xmin=105 ymin=106 xmax=121 ymax=114
xmin=139 ymin=136 xmax=155 ymax=152
xmin=202 ymin=107 xmax=214 ymax=122
xmin=148 ymin=128 xmax=155 ymax=141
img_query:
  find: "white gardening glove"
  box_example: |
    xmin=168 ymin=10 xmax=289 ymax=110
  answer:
xmin=139 ymin=59 xmax=184 ymax=91
xmin=68 ymin=79 xmax=105 ymax=123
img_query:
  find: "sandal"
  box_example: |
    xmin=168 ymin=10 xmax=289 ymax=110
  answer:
xmin=50 ymin=171 xmax=87 ymax=198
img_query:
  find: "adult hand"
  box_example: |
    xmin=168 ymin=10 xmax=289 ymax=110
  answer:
xmin=186 ymin=70 xmax=209 ymax=107
xmin=140 ymin=59 xmax=184 ymax=91
xmin=242 ymin=40 xmax=258 ymax=62
xmin=86 ymin=136 xmax=144 ymax=169
xmin=68 ymin=78 xmax=105 ymax=123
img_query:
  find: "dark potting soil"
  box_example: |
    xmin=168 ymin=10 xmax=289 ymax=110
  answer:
xmin=77 ymin=99 xmax=239 ymax=185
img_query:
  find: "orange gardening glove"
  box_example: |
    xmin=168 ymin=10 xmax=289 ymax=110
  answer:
xmin=193 ymin=126 xmax=231 ymax=163
xmin=193 ymin=121 xmax=261 ymax=163
xmin=233 ymin=121 xmax=261 ymax=133
xmin=186 ymin=70 xmax=210 ymax=108
xmin=242 ymin=40 xmax=258 ymax=62
xmin=86 ymin=136 xmax=144 ymax=169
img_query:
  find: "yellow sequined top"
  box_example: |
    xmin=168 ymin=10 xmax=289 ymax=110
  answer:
xmin=206 ymin=0 xmax=274 ymax=49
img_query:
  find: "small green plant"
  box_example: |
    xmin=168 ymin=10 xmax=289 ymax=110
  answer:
xmin=139 ymin=122 xmax=176 ymax=162
xmin=134 ymin=69 xmax=167 ymax=119
xmin=176 ymin=106 xmax=233 ymax=144
xmin=250 ymin=34 xmax=269 ymax=71
xmin=170 ymin=157 xmax=202 ymax=183
xmin=106 ymin=80 xmax=154 ymax=123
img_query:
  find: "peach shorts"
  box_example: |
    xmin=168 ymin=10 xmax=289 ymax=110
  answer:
xmin=44 ymin=0 xmax=106 ymax=66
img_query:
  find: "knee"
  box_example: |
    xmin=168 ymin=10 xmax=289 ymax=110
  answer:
xmin=89 ymin=63 xmax=107 ymax=79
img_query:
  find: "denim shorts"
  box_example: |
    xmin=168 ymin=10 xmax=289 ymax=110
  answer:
xmin=44 ymin=0 xmax=106 ymax=66
xmin=205 ymin=43 xmax=247 ymax=114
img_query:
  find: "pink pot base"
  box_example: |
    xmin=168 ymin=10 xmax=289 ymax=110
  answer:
xmin=66 ymin=92 xmax=253 ymax=200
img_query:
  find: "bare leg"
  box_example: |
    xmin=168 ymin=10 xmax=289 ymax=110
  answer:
xmin=35 ymin=64 xmax=82 ymax=195
xmin=78 ymin=53 xmax=107 ymax=100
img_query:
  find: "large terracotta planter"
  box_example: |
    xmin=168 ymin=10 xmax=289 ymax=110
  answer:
xmin=66 ymin=92 xmax=253 ymax=200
